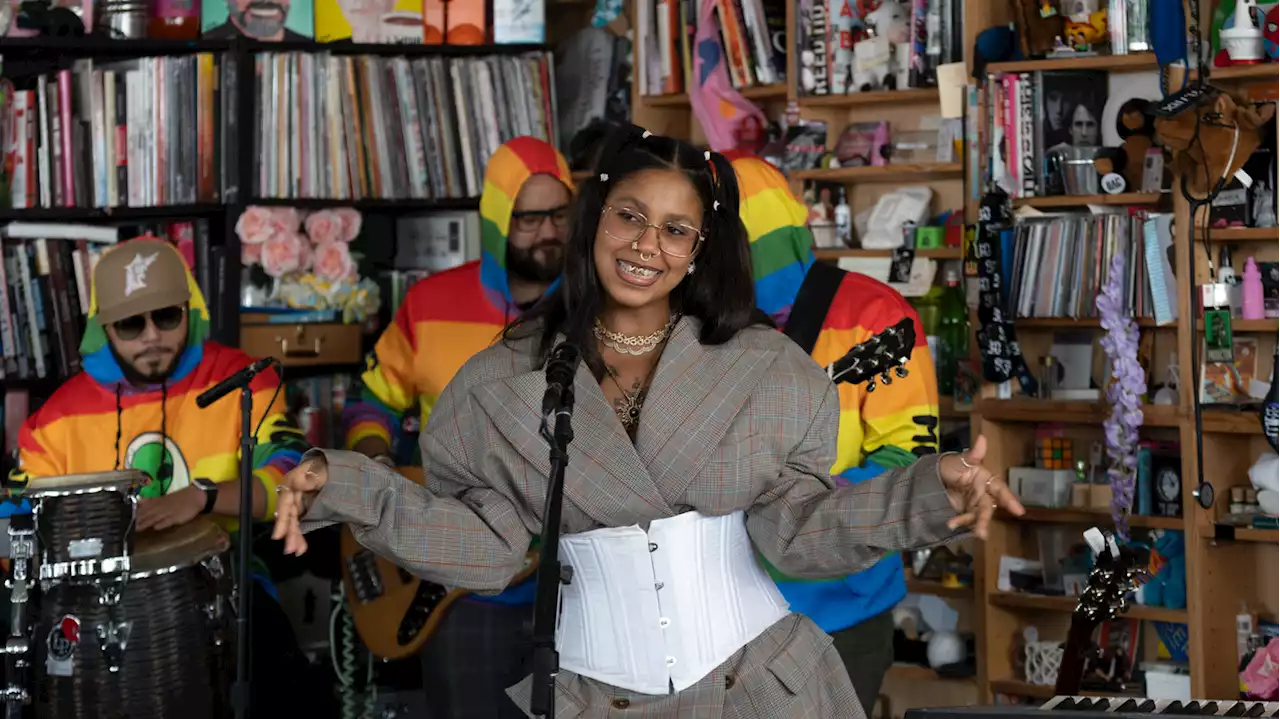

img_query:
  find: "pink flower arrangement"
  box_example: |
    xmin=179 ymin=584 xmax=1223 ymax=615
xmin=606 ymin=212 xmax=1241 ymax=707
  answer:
xmin=237 ymin=205 xmax=363 ymax=280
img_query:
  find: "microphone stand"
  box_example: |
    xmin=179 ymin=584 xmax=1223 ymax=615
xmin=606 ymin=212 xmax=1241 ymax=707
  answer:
xmin=529 ymin=384 xmax=575 ymax=718
xmin=232 ymin=382 xmax=257 ymax=719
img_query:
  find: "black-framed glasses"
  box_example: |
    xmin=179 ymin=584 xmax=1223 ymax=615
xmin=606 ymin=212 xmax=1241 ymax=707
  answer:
xmin=600 ymin=206 xmax=704 ymax=259
xmin=113 ymin=305 xmax=186 ymax=340
xmin=511 ymin=205 xmax=570 ymax=233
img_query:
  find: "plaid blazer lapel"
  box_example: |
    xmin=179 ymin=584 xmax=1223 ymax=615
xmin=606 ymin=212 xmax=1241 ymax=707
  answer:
xmin=636 ymin=318 xmax=780 ymax=500
xmin=473 ymin=361 xmax=676 ymax=529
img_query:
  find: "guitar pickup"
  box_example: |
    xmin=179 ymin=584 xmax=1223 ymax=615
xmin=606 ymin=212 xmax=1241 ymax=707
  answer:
xmin=345 ymin=552 xmax=386 ymax=604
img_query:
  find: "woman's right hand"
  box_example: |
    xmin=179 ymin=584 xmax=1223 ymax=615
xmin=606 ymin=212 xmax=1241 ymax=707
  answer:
xmin=271 ymin=455 xmax=329 ymax=556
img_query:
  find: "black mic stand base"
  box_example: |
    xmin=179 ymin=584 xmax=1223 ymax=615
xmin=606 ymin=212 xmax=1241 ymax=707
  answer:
xmin=232 ymin=384 xmax=257 ymax=719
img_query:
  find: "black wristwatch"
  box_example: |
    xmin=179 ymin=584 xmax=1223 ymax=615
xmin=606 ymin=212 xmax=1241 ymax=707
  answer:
xmin=192 ymin=478 xmax=218 ymax=515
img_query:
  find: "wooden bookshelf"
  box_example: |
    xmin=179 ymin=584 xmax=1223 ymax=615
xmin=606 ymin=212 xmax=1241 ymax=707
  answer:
xmin=797 ymin=88 xmax=940 ymax=107
xmin=791 ymin=163 xmax=964 ymax=184
xmin=1210 ymin=63 xmax=1279 ymax=81
xmin=1207 ymin=227 xmax=1277 ymax=242
xmin=987 ymin=52 xmax=1157 ymax=74
xmin=1012 ymin=192 xmax=1164 ymax=208
xmin=814 ymin=247 xmax=963 ymax=261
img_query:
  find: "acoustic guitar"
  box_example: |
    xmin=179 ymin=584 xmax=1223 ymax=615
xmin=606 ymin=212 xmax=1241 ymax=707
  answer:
xmin=1054 ymin=527 xmax=1151 ymax=695
xmin=338 ymin=466 xmax=538 ymax=661
xmin=339 ymin=317 xmax=918 ymax=660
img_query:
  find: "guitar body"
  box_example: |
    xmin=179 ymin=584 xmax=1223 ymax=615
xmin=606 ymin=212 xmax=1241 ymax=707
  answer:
xmin=339 ymin=466 xmax=538 ymax=660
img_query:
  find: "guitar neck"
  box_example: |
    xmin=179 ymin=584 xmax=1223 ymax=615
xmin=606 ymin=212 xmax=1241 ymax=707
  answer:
xmin=1054 ymin=617 xmax=1097 ymax=696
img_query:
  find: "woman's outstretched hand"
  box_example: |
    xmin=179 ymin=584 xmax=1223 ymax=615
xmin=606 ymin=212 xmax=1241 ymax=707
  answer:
xmin=271 ymin=455 xmax=329 ymax=556
xmin=939 ymin=435 xmax=1024 ymax=539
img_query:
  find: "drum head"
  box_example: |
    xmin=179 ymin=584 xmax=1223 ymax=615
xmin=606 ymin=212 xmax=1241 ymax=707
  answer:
xmin=131 ymin=519 xmax=230 ymax=578
xmin=26 ymin=470 xmax=148 ymax=497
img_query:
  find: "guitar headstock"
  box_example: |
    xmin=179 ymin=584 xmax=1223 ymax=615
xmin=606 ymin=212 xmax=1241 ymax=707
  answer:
xmin=1074 ymin=527 xmax=1151 ymax=625
xmin=826 ymin=317 xmax=916 ymax=392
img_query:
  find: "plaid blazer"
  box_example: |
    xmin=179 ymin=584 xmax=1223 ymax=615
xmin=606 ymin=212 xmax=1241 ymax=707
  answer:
xmin=304 ymin=316 xmax=963 ymax=718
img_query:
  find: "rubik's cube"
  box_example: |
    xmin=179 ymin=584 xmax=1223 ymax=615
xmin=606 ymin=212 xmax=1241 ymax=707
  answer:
xmin=1036 ymin=437 xmax=1073 ymax=470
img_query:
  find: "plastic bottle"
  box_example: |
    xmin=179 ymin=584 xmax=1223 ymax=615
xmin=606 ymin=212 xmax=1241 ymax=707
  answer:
xmin=912 ymin=287 xmax=942 ymax=373
xmin=1242 ymin=256 xmax=1265 ymax=320
xmin=937 ymin=267 xmax=969 ymax=397
xmin=833 ymin=188 xmax=852 ymax=246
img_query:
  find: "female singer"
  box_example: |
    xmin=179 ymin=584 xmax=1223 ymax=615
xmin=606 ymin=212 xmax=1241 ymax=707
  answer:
xmin=272 ymin=126 xmax=1023 ymax=718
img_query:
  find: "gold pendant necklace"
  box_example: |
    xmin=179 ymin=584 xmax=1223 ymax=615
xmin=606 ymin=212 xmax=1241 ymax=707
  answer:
xmin=593 ymin=314 xmax=678 ymax=356
xmin=604 ymin=365 xmax=646 ymax=431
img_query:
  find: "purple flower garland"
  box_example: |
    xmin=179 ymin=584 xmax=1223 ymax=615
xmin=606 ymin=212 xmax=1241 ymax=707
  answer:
xmin=1096 ymin=251 xmax=1147 ymax=540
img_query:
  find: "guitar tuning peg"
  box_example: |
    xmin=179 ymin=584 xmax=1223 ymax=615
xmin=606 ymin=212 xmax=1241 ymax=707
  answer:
xmin=880 ymin=371 xmax=892 ymax=386
xmin=894 ymin=366 xmax=908 ymax=379
xmin=866 ymin=377 xmax=877 ymax=392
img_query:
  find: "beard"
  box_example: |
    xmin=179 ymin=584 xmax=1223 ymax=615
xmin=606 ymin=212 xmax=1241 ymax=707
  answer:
xmin=112 ymin=344 xmax=185 ymax=385
xmin=234 ymin=2 xmax=287 ymax=37
xmin=507 ymin=240 xmax=563 ymax=284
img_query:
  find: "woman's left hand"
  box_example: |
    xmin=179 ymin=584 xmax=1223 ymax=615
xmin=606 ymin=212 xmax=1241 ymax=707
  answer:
xmin=939 ymin=435 xmax=1024 ymax=539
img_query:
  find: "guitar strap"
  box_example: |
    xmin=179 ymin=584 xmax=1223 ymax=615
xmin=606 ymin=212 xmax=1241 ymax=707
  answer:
xmin=974 ymin=190 xmax=1039 ymax=397
xmin=784 ymin=261 xmax=844 ymax=356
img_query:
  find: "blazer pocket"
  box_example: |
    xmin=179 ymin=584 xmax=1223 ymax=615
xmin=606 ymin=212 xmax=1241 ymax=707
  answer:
xmin=764 ymin=619 xmax=833 ymax=696
xmin=506 ymin=671 xmax=588 ymax=719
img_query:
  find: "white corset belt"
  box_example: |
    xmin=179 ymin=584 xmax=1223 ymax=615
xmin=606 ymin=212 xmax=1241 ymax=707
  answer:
xmin=555 ymin=510 xmax=791 ymax=695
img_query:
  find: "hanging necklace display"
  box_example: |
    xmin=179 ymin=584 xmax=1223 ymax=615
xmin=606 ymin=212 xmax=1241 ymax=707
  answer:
xmin=973 ymin=188 xmax=1040 ymax=398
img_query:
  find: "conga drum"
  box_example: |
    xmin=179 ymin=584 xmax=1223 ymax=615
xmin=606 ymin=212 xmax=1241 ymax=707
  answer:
xmin=34 ymin=519 xmax=234 ymax=719
xmin=26 ymin=470 xmax=147 ymax=582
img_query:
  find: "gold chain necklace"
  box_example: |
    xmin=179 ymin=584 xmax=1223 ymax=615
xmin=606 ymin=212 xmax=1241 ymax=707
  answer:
xmin=593 ymin=314 xmax=678 ymax=356
xmin=604 ymin=364 xmax=647 ymax=431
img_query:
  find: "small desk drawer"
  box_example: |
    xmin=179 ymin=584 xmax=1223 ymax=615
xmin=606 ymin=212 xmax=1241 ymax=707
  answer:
xmin=240 ymin=322 xmax=362 ymax=367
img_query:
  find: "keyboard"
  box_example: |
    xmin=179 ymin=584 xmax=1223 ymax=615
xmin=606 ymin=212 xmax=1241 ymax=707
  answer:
xmin=904 ymin=699 xmax=1279 ymax=719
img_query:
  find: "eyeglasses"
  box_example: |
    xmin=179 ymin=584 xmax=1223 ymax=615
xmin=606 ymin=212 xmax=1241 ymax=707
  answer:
xmin=112 ymin=305 xmax=186 ymax=341
xmin=600 ymin=206 xmax=703 ymax=259
xmin=511 ymin=205 xmax=570 ymax=233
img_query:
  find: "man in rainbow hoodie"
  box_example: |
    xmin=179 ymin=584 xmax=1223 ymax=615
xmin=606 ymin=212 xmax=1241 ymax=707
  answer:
xmin=728 ymin=151 xmax=942 ymax=714
xmin=8 ymin=237 xmax=320 ymax=713
xmin=342 ymin=136 xmax=574 ymax=719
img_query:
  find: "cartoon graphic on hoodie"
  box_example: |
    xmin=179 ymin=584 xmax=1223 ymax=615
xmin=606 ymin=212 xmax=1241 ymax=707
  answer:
xmin=727 ymin=152 xmax=940 ymax=699
xmin=9 ymin=237 xmax=307 ymax=535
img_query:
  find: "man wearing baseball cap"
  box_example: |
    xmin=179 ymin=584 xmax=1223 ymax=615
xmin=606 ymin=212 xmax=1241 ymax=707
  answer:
xmin=9 ymin=236 xmax=325 ymax=713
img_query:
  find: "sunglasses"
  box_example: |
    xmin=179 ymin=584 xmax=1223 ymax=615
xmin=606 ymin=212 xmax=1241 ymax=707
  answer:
xmin=112 ymin=305 xmax=186 ymax=341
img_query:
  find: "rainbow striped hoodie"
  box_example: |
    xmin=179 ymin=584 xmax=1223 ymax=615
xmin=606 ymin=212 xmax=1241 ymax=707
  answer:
xmin=10 ymin=237 xmax=307 ymax=535
xmin=342 ymin=137 xmax=572 ymax=605
xmin=728 ymin=152 xmax=941 ymax=632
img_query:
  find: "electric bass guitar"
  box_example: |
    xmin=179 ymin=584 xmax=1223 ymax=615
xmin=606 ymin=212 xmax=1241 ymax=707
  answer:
xmin=338 ymin=466 xmax=538 ymax=661
xmin=339 ymin=317 xmax=917 ymax=659
xmin=1054 ymin=527 xmax=1151 ymax=695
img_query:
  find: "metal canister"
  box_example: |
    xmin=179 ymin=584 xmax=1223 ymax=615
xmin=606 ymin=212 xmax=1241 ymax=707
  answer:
xmin=96 ymin=0 xmax=148 ymax=39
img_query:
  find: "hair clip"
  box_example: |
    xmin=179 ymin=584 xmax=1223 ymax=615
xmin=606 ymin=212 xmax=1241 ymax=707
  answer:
xmin=704 ymin=151 xmax=711 ymax=161
xmin=713 ymin=200 xmax=720 ymax=211
xmin=599 ymin=173 xmax=609 ymax=182
xmin=641 ymin=130 xmax=652 ymax=139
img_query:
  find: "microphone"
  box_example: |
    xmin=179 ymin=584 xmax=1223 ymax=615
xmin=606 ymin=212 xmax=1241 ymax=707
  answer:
xmin=541 ymin=343 xmax=580 ymax=417
xmin=196 ymin=357 xmax=277 ymax=409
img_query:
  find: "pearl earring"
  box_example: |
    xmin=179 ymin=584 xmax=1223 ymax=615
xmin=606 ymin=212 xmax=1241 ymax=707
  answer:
xmin=686 ymin=262 xmax=695 ymax=275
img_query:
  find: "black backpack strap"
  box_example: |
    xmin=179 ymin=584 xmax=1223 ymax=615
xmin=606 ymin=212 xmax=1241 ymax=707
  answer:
xmin=782 ymin=261 xmax=845 ymax=355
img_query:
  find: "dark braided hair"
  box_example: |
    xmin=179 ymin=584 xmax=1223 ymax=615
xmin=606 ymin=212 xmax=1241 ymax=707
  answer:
xmin=505 ymin=124 xmax=760 ymax=369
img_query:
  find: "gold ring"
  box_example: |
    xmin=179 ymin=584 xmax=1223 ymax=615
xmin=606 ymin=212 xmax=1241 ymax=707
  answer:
xmin=959 ymin=455 xmax=975 ymax=469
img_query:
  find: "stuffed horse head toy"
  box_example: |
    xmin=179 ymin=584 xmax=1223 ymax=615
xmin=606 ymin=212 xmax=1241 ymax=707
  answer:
xmin=1155 ymin=89 xmax=1277 ymax=198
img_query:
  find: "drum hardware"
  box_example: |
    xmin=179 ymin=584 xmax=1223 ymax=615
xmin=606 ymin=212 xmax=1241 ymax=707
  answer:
xmin=95 ymin=583 xmax=121 ymax=603
xmin=201 ymin=553 xmax=225 ymax=579
xmin=94 ymin=620 xmax=132 ymax=673
xmin=4 ymin=514 xmax=36 ymax=717
xmin=38 ymin=554 xmax=131 ymax=582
